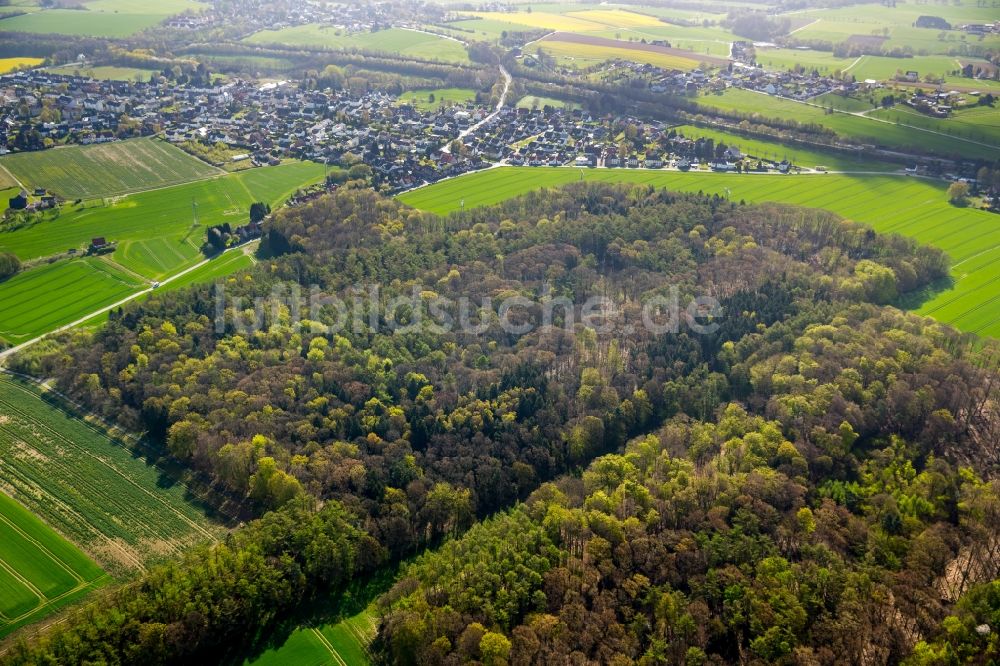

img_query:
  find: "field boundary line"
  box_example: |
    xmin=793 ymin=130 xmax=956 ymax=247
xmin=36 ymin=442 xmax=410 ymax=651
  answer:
xmin=0 ymin=503 xmax=87 ymax=585
xmin=1 ymin=575 xmax=109 ymax=627
xmin=0 ymin=556 xmax=46 ymax=606
xmin=311 ymin=627 xmax=349 ymax=666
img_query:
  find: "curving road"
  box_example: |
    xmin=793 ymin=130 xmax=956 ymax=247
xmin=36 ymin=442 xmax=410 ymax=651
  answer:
xmin=444 ymin=64 xmax=512 ymax=152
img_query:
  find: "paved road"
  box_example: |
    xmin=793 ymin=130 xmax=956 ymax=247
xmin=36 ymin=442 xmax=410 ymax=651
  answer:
xmin=444 ymin=64 xmax=512 ymax=152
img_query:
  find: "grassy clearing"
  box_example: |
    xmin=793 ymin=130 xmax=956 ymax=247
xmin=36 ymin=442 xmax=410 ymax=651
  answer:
xmin=396 ymin=87 xmax=477 ymax=111
xmin=587 ymin=25 xmax=737 ymax=58
xmin=244 ymin=26 xmax=470 ymax=63
xmin=398 ymin=167 xmax=1000 ymax=338
xmin=0 ymin=0 xmax=204 ymax=37
xmin=0 ymin=258 xmax=145 ymax=344
xmin=0 ymin=374 xmax=226 ymax=578
xmin=755 ymin=47 xmax=853 ymax=74
xmin=694 ymin=88 xmax=999 ymax=159
xmin=0 ymin=57 xmax=43 ymax=74
xmin=0 ymin=138 xmax=221 ymax=200
xmin=0 ymin=492 xmax=107 ymax=639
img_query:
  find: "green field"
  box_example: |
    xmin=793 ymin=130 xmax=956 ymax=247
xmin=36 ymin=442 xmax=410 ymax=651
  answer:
xmin=0 ymin=0 xmax=205 ymax=37
xmin=516 ymin=95 xmax=581 ymax=111
xmin=670 ymin=124 xmax=899 ymax=172
xmin=397 ymin=87 xmax=477 ymax=111
xmin=246 ymin=606 xmax=378 ymax=666
xmin=0 ymin=258 xmax=144 ymax=345
xmin=244 ymin=26 xmax=470 ymax=63
xmin=867 ymin=103 xmax=1000 ymax=146
xmin=0 ymin=138 xmax=221 ymax=200
xmin=0 ymin=160 xmax=325 ymax=275
xmin=0 ymin=375 xmax=226 ymax=578
xmin=42 ymin=65 xmax=159 ymax=82
xmin=398 ymin=167 xmax=1000 ymax=338
xmin=791 ymin=3 xmax=1000 ymax=56
xmin=0 ymin=161 xmax=324 ymax=344
xmin=694 ymin=88 xmax=999 ymax=160
xmin=0 ymin=491 xmax=107 ymax=639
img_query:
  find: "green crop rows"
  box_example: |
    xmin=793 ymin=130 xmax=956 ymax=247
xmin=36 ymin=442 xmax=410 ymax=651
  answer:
xmin=0 ymin=138 xmax=221 ymax=200
xmin=0 ymin=375 xmax=225 ymax=579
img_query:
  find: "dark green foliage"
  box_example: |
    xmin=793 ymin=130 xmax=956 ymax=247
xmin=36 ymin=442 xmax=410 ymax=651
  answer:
xmin=7 ymin=184 xmax=992 ymax=665
xmin=1 ymin=498 xmax=382 ymax=666
xmin=0 ymin=251 xmax=20 ymax=280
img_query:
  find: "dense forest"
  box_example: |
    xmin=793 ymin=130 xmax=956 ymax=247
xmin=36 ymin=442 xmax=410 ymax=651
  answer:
xmin=5 ymin=184 xmax=999 ymax=665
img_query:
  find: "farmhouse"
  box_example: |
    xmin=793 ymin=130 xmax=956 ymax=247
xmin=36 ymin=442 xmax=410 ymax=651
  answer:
xmin=8 ymin=189 xmax=27 ymax=210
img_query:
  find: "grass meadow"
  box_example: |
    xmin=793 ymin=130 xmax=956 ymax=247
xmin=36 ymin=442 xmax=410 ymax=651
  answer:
xmin=0 ymin=258 xmax=145 ymax=344
xmin=397 ymin=87 xmax=478 ymax=111
xmin=398 ymin=167 xmax=1000 ymax=338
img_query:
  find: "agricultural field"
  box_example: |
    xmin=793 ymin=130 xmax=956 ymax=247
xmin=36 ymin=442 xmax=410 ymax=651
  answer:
xmin=754 ymin=47 xmax=854 ymax=74
xmin=0 ymin=491 xmax=107 ymax=639
xmin=529 ymin=33 xmax=721 ymax=71
xmin=0 ymin=57 xmax=43 ymax=75
xmin=867 ymin=103 xmax=1000 ymax=147
xmin=669 ymin=124 xmax=899 ymax=172
xmin=244 ymin=26 xmax=470 ymax=63
xmin=694 ymin=88 xmax=1000 ymax=160
xmin=516 ymin=94 xmax=581 ymax=111
xmin=0 ymin=161 xmax=325 ymax=344
xmin=0 ymin=0 xmax=206 ymax=38
xmin=0 ymin=258 xmax=145 ymax=345
xmin=42 ymin=65 xmax=159 ymax=82
xmin=788 ymin=3 xmax=1000 ymax=56
xmin=462 ymin=9 xmax=663 ymax=33
xmin=0 ymin=374 xmax=227 ymax=578
xmin=586 ymin=24 xmax=737 ymax=58
xmin=245 ymin=608 xmax=378 ymax=666
xmin=0 ymin=160 xmax=325 ymax=274
xmin=398 ymin=167 xmax=1000 ymax=338
xmin=396 ymin=87 xmax=478 ymax=111
xmin=0 ymin=138 xmax=222 ymax=200
xmin=845 ymin=54 xmax=963 ymax=81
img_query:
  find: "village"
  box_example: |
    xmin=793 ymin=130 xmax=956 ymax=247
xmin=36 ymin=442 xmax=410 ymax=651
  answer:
xmin=1 ymin=33 xmax=994 ymax=206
